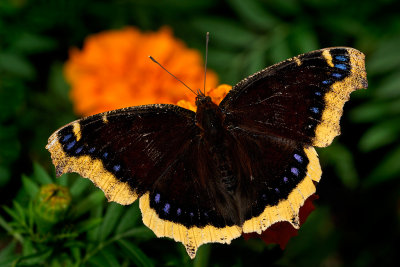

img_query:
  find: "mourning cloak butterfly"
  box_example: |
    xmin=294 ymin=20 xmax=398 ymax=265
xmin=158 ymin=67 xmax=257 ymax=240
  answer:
xmin=46 ymin=47 xmax=367 ymax=258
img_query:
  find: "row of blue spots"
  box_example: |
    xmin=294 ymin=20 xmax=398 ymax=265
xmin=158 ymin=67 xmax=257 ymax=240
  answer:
xmin=154 ymin=193 xmax=200 ymax=218
xmin=320 ymin=55 xmax=348 ymax=86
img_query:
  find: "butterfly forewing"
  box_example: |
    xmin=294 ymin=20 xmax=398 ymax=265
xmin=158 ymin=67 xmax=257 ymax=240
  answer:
xmin=47 ymin=104 xmax=199 ymax=203
xmin=220 ymin=47 xmax=367 ymax=147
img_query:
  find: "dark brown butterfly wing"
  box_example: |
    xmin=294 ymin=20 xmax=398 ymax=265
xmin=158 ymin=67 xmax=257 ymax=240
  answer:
xmin=219 ymin=47 xmax=367 ymax=234
xmin=46 ymin=104 xmax=241 ymax=258
xmin=220 ymin=47 xmax=367 ymax=147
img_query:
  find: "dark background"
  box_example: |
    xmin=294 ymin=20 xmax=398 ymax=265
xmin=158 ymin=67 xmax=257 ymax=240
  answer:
xmin=0 ymin=0 xmax=399 ymax=266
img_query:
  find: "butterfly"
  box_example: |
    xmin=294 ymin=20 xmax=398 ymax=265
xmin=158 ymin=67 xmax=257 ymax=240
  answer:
xmin=46 ymin=47 xmax=367 ymax=258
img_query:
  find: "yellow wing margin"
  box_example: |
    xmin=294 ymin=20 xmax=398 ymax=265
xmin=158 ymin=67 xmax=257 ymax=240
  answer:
xmin=313 ymin=48 xmax=368 ymax=147
xmin=46 ymin=122 xmax=138 ymax=205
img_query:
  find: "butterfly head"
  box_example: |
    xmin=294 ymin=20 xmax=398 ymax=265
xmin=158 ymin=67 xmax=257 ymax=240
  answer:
xmin=195 ymin=94 xmax=212 ymax=108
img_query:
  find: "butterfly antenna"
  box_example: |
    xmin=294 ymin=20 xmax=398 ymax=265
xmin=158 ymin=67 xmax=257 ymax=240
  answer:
xmin=203 ymin=32 xmax=209 ymax=96
xmin=148 ymin=56 xmax=197 ymax=96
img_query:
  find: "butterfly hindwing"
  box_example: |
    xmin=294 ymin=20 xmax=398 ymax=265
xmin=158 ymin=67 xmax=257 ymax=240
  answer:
xmin=220 ymin=47 xmax=367 ymax=147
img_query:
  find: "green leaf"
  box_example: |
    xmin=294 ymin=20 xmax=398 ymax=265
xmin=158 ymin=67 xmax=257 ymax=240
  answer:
xmin=99 ymin=248 xmax=120 ymax=267
xmin=0 ymin=240 xmax=18 ymax=266
xmin=32 ymin=163 xmax=53 ymax=185
xmin=227 ymin=0 xmax=277 ymax=30
xmin=99 ymin=203 xmax=124 ymax=241
xmin=368 ymin=36 xmax=400 ymax=74
xmin=70 ymin=246 xmax=81 ymax=265
xmin=71 ymin=190 xmax=105 ymax=218
xmin=48 ymin=62 xmax=70 ymax=100
xmin=117 ymin=226 xmax=154 ymax=240
xmin=364 ymin=145 xmax=400 ymax=187
xmin=3 ymin=206 xmax=19 ymax=222
xmin=117 ymin=239 xmax=154 ymax=267
xmin=349 ymin=101 xmax=389 ymax=123
xmin=75 ymin=218 xmax=103 ymax=234
xmin=374 ymin=71 xmax=400 ymax=99
xmin=12 ymin=32 xmax=56 ymax=54
xmin=69 ymin=177 xmax=91 ymax=198
xmin=22 ymin=239 xmax=35 ymax=256
xmin=115 ymin=202 xmax=140 ymax=235
xmin=245 ymin=47 xmax=267 ymax=77
xmin=191 ymin=17 xmax=256 ymax=48
xmin=0 ymin=52 xmax=35 ymax=79
xmin=13 ymin=201 xmax=26 ymax=226
xmin=21 ymin=174 xmax=39 ymax=199
xmin=359 ymin=118 xmax=400 ymax=152
xmin=291 ymin=24 xmax=319 ymax=53
xmin=193 ymin=244 xmax=211 ymax=267
xmin=16 ymin=249 xmax=53 ymax=266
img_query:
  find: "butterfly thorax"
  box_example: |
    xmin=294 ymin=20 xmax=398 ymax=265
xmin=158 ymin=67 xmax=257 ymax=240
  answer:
xmin=195 ymin=95 xmax=237 ymax=192
xmin=195 ymin=95 xmax=225 ymax=144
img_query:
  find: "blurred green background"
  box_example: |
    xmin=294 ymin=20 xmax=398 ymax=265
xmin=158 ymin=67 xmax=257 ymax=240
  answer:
xmin=1 ymin=0 xmax=399 ymax=266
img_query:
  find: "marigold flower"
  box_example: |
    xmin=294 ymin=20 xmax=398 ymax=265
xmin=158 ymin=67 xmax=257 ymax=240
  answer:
xmin=64 ymin=27 xmax=218 ymax=116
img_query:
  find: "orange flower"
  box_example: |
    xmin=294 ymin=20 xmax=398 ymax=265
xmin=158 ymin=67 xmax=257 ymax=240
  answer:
xmin=64 ymin=27 xmax=218 ymax=116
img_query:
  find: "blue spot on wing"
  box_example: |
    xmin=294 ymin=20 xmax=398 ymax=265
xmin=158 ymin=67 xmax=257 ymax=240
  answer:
xmin=113 ymin=165 xmax=121 ymax=172
xmin=291 ymin=167 xmax=299 ymax=177
xmin=89 ymin=147 xmax=96 ymax=153
xmin=62 ymin=134 xmax=72 ymax=142
xmin=322 ymin=80 xmax=331 ymax=85
xmin=75 ymin=146 xmax=83 ymax=154
xmin=335 ymin=55 xmax=348 ymax=62
xmin=335 ymin=63 xmax=347 ymax=70
xmin=177 ymin=208 xmax=181 ymax=215
xmin=294 ymin=154 xmax=303 ymax=163
xmin=332 ymin=73 xmax=342 ymax=78
xmin=155 ymin=193 xmax=160 ymax=203
xmin=66 ymin=140 xmax=76 ymax=150
xmin=163 ymin=203 xmax=170 ymax=214
xmin=315 ymin=91 xmax=322 ymax=96
xmin=311 ymin=107 xmax=319 ymax=114
xmin=103 ymin=152 xmax=108 ymax=158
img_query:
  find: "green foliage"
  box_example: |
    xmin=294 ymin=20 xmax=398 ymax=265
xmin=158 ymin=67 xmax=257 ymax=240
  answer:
xmin=0 ymin=164 xmax=154 ymax=266
xmin=0 ymin=0 xmax=399 ymax=266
